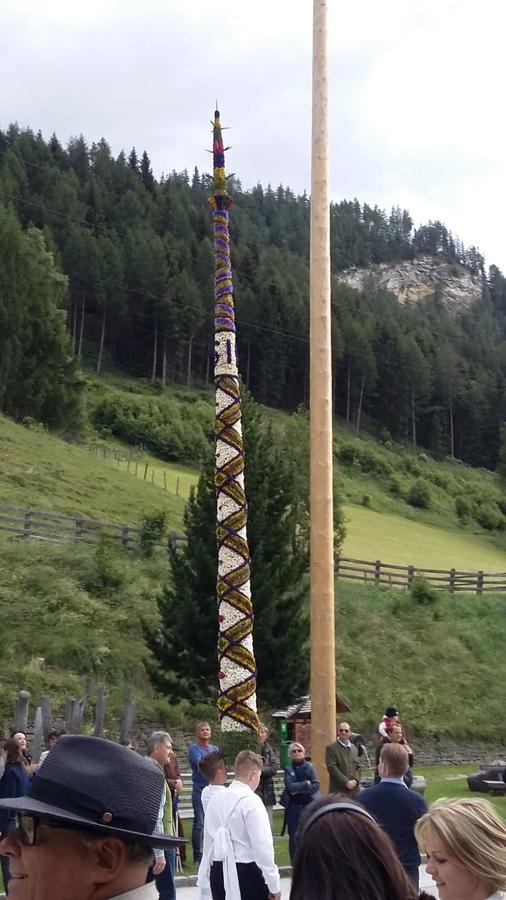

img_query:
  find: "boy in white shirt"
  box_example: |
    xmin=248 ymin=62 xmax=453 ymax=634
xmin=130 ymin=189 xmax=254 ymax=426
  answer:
xmin=200 ymin=751 xmax=228 ymax=814
xmin=197 ymin=750 xmax=281 ymax=900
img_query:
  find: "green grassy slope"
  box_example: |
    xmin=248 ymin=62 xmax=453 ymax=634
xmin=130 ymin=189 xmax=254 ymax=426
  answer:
xmin=2 ymin=369 xmax=506 ymax=737
xmin=343 ymin=505 xmax=506 ymax=570
xmin=0 ymin=412 xmax=187 ymax=528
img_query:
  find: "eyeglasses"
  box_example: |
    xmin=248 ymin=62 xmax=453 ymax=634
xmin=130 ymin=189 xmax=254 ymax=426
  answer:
xmin=12 ymin=815 xmax=89 ymax=846
xmin=292 ymin=748 xmax=305 ymax=754
xmin=338 ymin=729 xmax=350 ymax=733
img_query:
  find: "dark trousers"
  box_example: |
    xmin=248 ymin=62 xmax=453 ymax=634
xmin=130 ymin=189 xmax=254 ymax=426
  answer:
xmin=192 ymin=787 xmax=204 ymax=862
xmin=404 ymin=864 xmax=419 ymax=893
xmin=286 ymin=802 xmax=304 ymax=863
xmin=146 ymin=850 xmax=176 ymax=900
xmin=210 ymin=861 xmax=269 ymax=900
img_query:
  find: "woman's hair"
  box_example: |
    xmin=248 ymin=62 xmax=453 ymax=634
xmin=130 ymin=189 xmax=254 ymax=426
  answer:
xmin=415 ymin=797 xmax=506 ymax=892
xmin=290 ymin=795 xmax=417 ymax=900
xmin=288 ymin=742 xmax=305 ymax=755
xmin=3 ymin=738 xmax=24 ymax=765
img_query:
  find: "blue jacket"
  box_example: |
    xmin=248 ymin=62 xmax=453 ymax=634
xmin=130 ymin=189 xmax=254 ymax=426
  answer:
xmin=0 ymin=762 xmax=31 ymax=832
xmin=284 ymin=760 xmax=320 ymax=806
xmin=187 ymin=742 xmax=219 ymax=791
xmin=357 ymin=780 xmax=428 ymax=870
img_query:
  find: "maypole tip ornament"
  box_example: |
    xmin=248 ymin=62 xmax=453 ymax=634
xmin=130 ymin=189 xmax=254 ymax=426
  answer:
xmin=209 ymin=108 xmax=258 ymax=733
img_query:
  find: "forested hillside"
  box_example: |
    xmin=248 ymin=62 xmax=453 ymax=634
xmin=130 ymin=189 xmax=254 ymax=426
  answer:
xmin=3 ymin=124 xmax=506 ymax=468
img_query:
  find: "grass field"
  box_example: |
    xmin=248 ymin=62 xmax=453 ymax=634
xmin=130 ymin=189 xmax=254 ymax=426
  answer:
xmin=0 ymin=412 xmax=187 ymax=529
xmin=343 ymin=505 xmax=506 ymax=571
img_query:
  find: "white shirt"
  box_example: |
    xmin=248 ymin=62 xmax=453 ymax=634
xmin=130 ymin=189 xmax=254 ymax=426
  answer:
xmin=202 ymin=783 xmax=226 ymax=814
xmin=112 ymin=884 xmax=157 ymax=900
xmin=197 ymin=779 xmax=280 ymax=898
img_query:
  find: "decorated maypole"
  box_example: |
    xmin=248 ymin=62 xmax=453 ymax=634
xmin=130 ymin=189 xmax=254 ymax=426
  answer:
xmin=209 ymin=109 xmax=259 ymax=752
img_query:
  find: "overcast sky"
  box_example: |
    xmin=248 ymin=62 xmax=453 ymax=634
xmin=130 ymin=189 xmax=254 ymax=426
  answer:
xmin=1 ymin=1 xmax=505 ymax=268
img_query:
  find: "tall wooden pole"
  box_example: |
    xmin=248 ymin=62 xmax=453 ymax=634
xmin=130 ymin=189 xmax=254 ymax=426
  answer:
xmin=310 ymin=0 xmax=336 ymax=784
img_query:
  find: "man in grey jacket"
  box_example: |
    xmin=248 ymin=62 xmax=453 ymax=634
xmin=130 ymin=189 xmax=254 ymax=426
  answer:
xmin=325 ymin=722 xmax=361 ymax=795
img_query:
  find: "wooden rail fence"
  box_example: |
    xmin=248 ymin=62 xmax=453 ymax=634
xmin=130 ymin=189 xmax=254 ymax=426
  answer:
xmin=335 ymin=555 xmax=506 ymax=594
xmin=0 ymin=503 xmax=137 ymax=546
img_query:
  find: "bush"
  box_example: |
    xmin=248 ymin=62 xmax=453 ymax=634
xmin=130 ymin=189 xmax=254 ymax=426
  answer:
xmin=475 ymin=503 xmax=505 ymax=531
xmin=139 ymin=510 xmax=167 ymax=557
xmin=361 ymin=494 xmax=371 ymax=508
xmin=455 ymin=496 xmax=472 ymax=522
xmin=388 ymin=476 xmax=403 ymax=497
xmin=410 ymin=577 xmax=439 ymax=606
xmin=407 ymin=479 xmax=431 ymax=509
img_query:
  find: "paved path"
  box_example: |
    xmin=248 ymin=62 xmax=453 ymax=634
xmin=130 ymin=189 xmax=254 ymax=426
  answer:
xmin=176 ymin=863 xmax=438 ymax=897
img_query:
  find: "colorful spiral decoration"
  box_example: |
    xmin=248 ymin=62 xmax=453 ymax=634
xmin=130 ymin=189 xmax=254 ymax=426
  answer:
xmin=209 ymin=109 xmax=258 ymax=733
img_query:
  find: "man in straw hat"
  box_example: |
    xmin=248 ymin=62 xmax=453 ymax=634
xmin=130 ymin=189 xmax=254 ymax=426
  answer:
xmin=0 ymin=735 xmax=185 ymax=900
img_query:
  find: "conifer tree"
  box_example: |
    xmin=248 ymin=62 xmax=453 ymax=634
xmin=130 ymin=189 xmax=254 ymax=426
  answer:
xmin=147 ymin=395 xmax=313 ymax=706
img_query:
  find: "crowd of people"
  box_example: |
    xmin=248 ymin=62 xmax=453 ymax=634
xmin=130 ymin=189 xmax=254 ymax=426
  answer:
xmin=0 ymin=708 xmax=505 ymax=900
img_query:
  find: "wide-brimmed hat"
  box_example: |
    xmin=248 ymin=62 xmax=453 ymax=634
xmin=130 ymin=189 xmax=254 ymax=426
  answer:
xmin=0 ymin=735 xmax=185 ymax=849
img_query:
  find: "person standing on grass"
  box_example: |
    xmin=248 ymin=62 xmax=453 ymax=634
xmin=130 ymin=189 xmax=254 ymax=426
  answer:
xmin=199 ymin=752 xmax=228 ymax=814
xmin=255 ymin=724 xmax=278 ymax=829
xmin=197 ymin=750 xmax=280 ymax=900
xmin=188 ymin=723 xmax=218 ymax=864
xmin=325 ymin=722 xmax=361 ymax=796
xmin=147 ymin=731 xmax=176 ymax=900
xmin=284 ymin=742 xmax=320 ymax=862
xmin=358 ymin=742 xmax=428 ymax=891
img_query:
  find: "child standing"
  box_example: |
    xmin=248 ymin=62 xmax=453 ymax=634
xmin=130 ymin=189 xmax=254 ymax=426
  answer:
xmin=199 ymin=751 xmax=228 ymax=814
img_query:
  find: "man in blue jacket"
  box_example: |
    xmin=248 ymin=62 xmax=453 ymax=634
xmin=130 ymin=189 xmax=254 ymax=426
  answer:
xmin=358 ymin=742 xmax=428 ymax=890
xmin=187 ymin=722 xmax=218 ymax=863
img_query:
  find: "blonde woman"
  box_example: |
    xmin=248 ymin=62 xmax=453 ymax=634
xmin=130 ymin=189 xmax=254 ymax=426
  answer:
xmin=415 ymin=797 xmax=506 ymax=900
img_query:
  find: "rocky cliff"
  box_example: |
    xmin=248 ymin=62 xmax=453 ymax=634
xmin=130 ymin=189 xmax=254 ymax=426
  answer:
xmin=337 ymin=255 xmax=483 ymax=309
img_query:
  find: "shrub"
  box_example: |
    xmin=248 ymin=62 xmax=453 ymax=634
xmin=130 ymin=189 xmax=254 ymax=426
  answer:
xmin=361 ymin=494 xmax=371 ymax=508
xmin=336 ymin=443 xmax=359 ymax=466
xmin=475 ymin=503 xmax=505 ymax=531
xmin=455 ymin=496 xmax=472 ymax=521
xmin=388 ymin=476 xmax=403 ymax=497
xmin=139 ymin=510 xmax=167 ymax=557
xmin=410 ymin=577 xmax=439 ymax=606
xmin=407 ymin=479 xmax=431 ymax=509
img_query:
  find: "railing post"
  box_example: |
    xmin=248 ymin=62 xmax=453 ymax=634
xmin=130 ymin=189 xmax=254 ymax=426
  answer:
xmin=449 ymin=568 xmax=456 ymax=593
xmin=75 ymin=517 xmax=83 ymax=541
xmin=407 ymin=565 xmax=415 ymax=588
xmin=24 ymin=508 xmax=32 ymax=538
xmin=476 ymin=571 xmax=484 ymax=595
xmin=335 ymin=555 xmax=340 ymax=577
xmin=144 ymin=463 xmax=148 ymax=481
xmin=121 ymin=525 xmax=129 ymax=548
xmin=374 ymin=560 xmax=381 ymax=585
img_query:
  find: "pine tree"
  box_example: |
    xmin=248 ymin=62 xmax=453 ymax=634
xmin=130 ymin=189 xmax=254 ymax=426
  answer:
xmin=147 ymin=395 xmax=312 ymax=706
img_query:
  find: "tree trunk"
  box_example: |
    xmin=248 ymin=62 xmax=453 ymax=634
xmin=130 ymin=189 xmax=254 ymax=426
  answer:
xmin=186 ymin=334 xmax=193 ymax=387
xmin=77 ymin=295 xmax=86 ymax=363
xmin=346 ymin=361 xmax=351 ymax=424
xmin=411 ymin=390 xmax=417 ymax=450
xmin=356 ymin=372 xmax=365 ymax=435
xmin=96 ymin=308 xmax=106 ymax=374
xmin=72 ymin=298 xmax=77 ymax=357
xmin=162 ymin=340 xmax=167 ymax=387
xmin=205 ymin=344 xmax=211 ymax=386
xmin=246 ymin=341 xmax=251 ymax=386
xmin=449 ymin=388 xmax=455 ymax=458
xmin=151 ymin=316 xmax=158 ymax=383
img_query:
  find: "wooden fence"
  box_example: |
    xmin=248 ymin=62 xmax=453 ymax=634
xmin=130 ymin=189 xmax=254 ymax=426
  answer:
xmin=335 ymin=556 xmax=506 ymax=594
xmin=0 ymin=503 xmax=137 ymax=546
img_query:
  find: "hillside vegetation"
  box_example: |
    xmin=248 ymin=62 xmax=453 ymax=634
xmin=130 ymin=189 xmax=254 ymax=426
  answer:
xmin=4 ymin=124 xmax=506 ymax=473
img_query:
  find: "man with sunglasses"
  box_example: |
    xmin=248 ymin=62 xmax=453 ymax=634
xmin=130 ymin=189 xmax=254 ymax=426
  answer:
xmin=0 ymin=735 xmax=185 ymax=900
xmin=325 ymin=722 xmax=361 ymax=796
